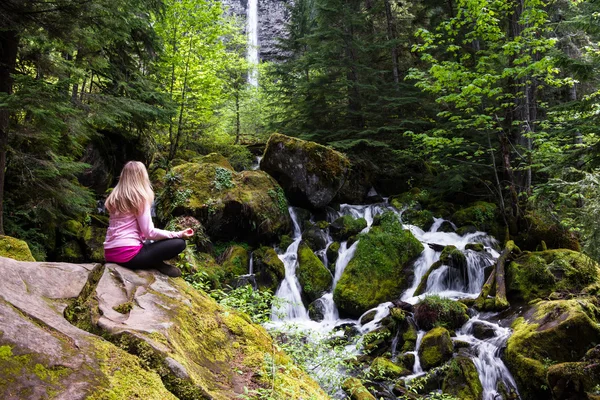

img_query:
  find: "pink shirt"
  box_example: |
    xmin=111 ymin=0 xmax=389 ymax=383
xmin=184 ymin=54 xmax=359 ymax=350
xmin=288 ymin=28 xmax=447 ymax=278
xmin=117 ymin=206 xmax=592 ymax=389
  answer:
xmin=104 ymin=204 xmax=181 ymax=250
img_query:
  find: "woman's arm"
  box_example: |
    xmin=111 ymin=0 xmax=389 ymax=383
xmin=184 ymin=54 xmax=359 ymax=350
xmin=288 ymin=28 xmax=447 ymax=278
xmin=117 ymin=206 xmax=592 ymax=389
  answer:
xmin=137 ymin=204 xmax=181 ymax=240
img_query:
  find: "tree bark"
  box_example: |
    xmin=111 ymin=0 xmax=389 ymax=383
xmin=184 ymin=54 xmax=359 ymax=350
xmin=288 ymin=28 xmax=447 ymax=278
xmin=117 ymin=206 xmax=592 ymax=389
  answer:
xmin=0 ymin=30 xmax=18 ymax=235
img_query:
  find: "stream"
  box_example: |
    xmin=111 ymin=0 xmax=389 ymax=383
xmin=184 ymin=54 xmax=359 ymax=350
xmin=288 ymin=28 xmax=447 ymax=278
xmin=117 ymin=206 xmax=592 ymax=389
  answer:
xmin=262 ymin=201 xmax=520 ymax=399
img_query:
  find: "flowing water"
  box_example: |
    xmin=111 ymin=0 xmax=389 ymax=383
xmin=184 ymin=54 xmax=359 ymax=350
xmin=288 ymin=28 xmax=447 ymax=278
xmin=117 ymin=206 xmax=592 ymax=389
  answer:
xmin=246 ymin=0 xmax=259 ymax=86
xmin=268 ymin=200 xmax=520 ymax=399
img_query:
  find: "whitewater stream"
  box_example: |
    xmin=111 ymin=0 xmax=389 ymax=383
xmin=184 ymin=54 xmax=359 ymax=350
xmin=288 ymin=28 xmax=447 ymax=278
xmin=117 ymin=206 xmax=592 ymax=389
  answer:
xmin=261 ymin=201 xmax=519 ymax=399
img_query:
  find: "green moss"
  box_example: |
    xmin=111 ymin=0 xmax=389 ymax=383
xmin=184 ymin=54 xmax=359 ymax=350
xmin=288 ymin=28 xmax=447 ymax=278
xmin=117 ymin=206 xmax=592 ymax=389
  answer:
xmin=370 ymin=357 xmax=410 ymax=379
xmin=63 ymin=219 xmax=83 ymax=238
xmin=334 ymin=212 xmax=423 ymax=318
xmin=414 ymin=295 xmax=469 ymax=330
xmin=0 ymin=235 xmax=35 ymax=261
xmin=418 ymin=327 xmax=453 ymax=370
xmin=253 ymin=247 xmax=286 ymax=292
xmin=220 ymin=245 xmax=250 ymax=283
xmin=297 ymin=243 xmax=333 ymax=302
xmin=59 ymin=240 xmax=85 ymax=263
xmin=198 ymin=153 xmax=234 ymax=170
xmin=439 ymin=245 xmax=467 ymax=270
xmin=452 ymin=201 xmax=501 ymax=238
xmin=414 ymin=261 xmax=443 ymax=296
xmin=0 ymin=344 xmax=73 ymax=399
xmin=330 ymin=215 xmax=367 ymax=240
xmin=442 ymin=357 xmax=483 ymax=400
xmin=342 ymin=377 xmax=376 ymax=400
xmin=506 ymin=249 xmax=600 ymax=302
xmin=113 ymin=302 xmax=134 ymax=314
xmin=82 ymin=225 xmax=107 ymax=263
xmin=279 ymin=235 xmax=294 ymax=250
xmin=506 ymin=299 xmax=600 ymax=400
xmin=465 ymin=243 xmax=484 ymax=252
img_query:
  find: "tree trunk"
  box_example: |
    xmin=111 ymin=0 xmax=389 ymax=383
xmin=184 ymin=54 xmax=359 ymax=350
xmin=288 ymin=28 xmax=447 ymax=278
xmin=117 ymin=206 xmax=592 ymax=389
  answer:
xmin=0 ymin=30 xmax=18 ymax=235
xmin=169 ymin=37 xmax=193 ymax=161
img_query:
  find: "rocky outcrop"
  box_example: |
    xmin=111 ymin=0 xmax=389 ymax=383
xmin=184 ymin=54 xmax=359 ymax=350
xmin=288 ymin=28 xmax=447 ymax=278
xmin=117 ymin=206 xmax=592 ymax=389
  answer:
xmin=334 ymin=212 xmax=423 ymax=318
xmin=505 ymin=298 xmax=600 ymax=400
xmin=260 ymin=133 xmax=350 ymax=209
xmin=158 ymin=160 xmax=291 ymax=244
xmin=0 ymin=257 xmax=328 ymax=399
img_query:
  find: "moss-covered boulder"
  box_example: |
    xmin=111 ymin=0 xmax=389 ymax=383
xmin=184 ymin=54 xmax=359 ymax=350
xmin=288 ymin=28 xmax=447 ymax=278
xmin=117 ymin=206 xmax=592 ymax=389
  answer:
xmin=517 ymin=210 xmax=581 ymax=252
xmin=253 ymin=246 xmax=286 ymax=292
xmin=442 ymin=356 xmax=483 ymax=400
xmin=329 ymin=215 xmax=367 ymax=241
xmin=0 ymin=235 xmax=35 ymax=261
xmin=160 ymin=161 xmax=291 ymax=244
xmin=219 ymin=245 xmax=250 ymax=283
xmin=547 ymin=361 xmax=600 ymax=400
xmin=302 ymin=223 xmax=329 ymax=251
xmin=506 ymin=250 xmax=600 ymax=302
xmin=327 ymin=241 xmax=340 ymax=266
xmin=466 ymin=243 xmax=484 ymax=252
xmin=334 ymin=213 xmax=423 ymax=318
xmin=439 ymin=245 xmax=467 ymax=270
xmin=82 ymin=225 xmax=106 ymax=263
xmin=451 ymin=201 xmax=502 ymax=238
xmin=0 ymin=257 xmax=328 ymax=400
xmin=342 ymin=377 xmax=376 ymax=400
xmin=413 ymin=295 xmax=469 ymax=331
xmin=418 ymin=327 xmax=453 ymax=370
xmin=196 ymin=153 xmax=234 ymax=170
xmin=505 ymin=299 xmax=600 ymax=400
xmin=261 ymin=133 xmax=350 ymax=209
xmin=297 ymin=243 xmax=332 ymax=302
xmin=370 ymin=357 xmax=411 ymax=380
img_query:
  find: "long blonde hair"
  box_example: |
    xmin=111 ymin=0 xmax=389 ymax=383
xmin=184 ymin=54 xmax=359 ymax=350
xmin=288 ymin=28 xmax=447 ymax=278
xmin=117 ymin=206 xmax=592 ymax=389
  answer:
xmin=105 ymin=161 xmax=154 ymax=216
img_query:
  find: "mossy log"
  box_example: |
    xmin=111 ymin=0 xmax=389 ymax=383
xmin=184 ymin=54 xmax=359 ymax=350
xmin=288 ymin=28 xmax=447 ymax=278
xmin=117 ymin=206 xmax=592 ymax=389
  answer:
xmin=475 ymin=240 xmax=520 ymax=311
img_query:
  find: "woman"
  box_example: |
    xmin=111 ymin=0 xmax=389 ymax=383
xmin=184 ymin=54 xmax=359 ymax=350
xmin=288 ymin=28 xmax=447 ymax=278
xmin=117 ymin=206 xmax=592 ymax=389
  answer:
xmin=103 ymin=161 xmax=193 ymax=277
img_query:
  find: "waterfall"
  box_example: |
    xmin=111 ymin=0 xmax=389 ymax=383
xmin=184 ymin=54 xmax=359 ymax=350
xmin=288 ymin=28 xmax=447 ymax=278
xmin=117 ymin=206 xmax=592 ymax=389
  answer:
xmin=246 ymin=0 xmax=259 ymax=86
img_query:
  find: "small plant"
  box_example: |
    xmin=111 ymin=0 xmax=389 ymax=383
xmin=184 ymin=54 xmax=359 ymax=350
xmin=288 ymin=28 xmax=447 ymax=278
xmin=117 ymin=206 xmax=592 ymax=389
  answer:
xmin=214 ymin=285 xmax=282 ymax=324
xmin=213 ymin=167 xmax=235 ymax=191
xmin=267 ymin=187 xmax=288 ymax=214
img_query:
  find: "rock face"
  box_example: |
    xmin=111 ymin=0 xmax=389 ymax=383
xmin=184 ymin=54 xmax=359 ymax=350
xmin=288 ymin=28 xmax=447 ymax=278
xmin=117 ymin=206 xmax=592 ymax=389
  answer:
xmin=260 ymin=133 xmax=350 ymax=209
xmin=334 ymin=212 xmax=423 ymax=318
xmin=505 ymin=299 xmax=600 ymax=400
xmin=0 ymin=257 xmax=328 ymax=399
xmin=159 ymin=160 xmax=291 ymax=244
xmin=221 ymin=0 xmax=291 ymax=62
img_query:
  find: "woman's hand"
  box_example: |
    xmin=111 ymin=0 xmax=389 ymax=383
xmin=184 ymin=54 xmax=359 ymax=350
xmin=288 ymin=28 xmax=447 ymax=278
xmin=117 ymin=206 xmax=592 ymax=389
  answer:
xmin=180 ymin=228 xmax=194 ymax=239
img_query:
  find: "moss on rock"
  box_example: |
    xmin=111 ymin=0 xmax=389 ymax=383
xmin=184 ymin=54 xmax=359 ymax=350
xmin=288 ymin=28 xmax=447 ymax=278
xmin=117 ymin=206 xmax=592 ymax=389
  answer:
xmin=334 ymin=212 xmax=423 ymax=318
xmin=414 ymin=295 xmax=469 ymax=331
xmin=452 ymin=201 xmax=501 ymax=238
xmin=220 ymin=245 xmax=250 ymax=283
xmin=418 ymin=327 xmax=453 ymax=370
xmin=82 ymin=225 xmax=107 ymax=263
xmin=330 ymin=215 xmax=367 ymax=241
xmin=253 ymin=246 xmax=286 ymax=292
xmin=442 ymin=356 xmax=483 ymax=400
xmin=505 ymin=298 xmax=600 ymax=400
xmin=0 ymin=235 xmax=35 ymax=261
xmin=297 ymin=243 xmax=332 ymax=302
xmin=161 ymin=162 xmax=291 ymax=244
xmin=197 ymin=153 xmax=234 ymax=170
xmin=342 ymin=377 xmax=376 ymax=400
xmin=506 ymin=249 xmax=600 ymax=302
xmin=370 ymin=357 xmax=411 ymax=379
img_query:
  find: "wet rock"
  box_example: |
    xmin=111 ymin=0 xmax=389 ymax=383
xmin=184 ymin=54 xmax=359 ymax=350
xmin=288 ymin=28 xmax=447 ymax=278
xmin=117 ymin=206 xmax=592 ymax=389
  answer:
xmin=400 ymin=353 xmax=415 ymax=368
xmin=428 ymin=242 xmax=446 ymax=252
xmin=260 ymin=133 xmax=350 ymax=209
xmin=440 ymin=245 xmax=467 ymax=270
xmin=442 ymin=356 xmax=484 ymax=400
xmin=370 ymin=357 xmax=411 ymax=379
xmin=233 ymin=274 xmax=257 ymax=289
xmin=334 ymin=212 xmax=423 ymax=318
xmin=297 ymin=243 xmax=332 ymax=302
xmin=334 ymin=158 xmax=377 ymax=204
xmin=418 ymin=327 xmax=453 ymax=370
xmin=308 ymin=298 xmax=327 ymax=322
xmin=302 ymin=224 xmax=328 ymax=251
xmin=0 ymin=235 xmax=35 ymax=261
xmin=253 ymin=246 xmax=286 ymax=292
xmin=437 ymin=220 xmax=455 ymax=233
xmin=330 ymin=215 xmax=367 ymax=241
xmin=327 ymin=241 xmax=340 ymax=265
xmin=466 ymin=242 xmax=485 ymax=252
xmin=471 ymin=321 xmax=496 ymax=340
xmin=359 ymin=310 xmax=378 ymax=325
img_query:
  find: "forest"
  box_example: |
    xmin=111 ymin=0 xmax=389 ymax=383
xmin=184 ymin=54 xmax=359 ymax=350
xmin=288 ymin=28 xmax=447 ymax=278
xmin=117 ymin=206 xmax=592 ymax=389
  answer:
xmin=2 ymin=0 xmax=600 ymax=399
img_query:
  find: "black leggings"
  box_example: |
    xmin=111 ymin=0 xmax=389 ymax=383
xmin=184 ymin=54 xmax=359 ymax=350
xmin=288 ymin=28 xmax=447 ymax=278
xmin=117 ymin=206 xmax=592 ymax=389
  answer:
xmin=121 ymin=238 xmax=186 ymax=270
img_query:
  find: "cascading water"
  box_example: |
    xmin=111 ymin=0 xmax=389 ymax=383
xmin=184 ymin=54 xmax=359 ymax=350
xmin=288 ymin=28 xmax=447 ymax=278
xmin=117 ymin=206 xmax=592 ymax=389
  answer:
xmin=246 ymin=0 xmax=259 ymax=86
xmin=268 ymin=200 xmax=520 ymax=399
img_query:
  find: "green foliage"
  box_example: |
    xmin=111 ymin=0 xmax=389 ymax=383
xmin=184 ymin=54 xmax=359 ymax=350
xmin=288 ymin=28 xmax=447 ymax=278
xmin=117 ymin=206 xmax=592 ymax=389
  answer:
xmin=213 ymin=167 xmax=235 ymax=191
xmin=268 ymin=188 xmax=288 ymax=214
xmin=213 ymin=285 xmax=281 ymax=324
xmin=414 ymin=295 xmax=469 ymax=330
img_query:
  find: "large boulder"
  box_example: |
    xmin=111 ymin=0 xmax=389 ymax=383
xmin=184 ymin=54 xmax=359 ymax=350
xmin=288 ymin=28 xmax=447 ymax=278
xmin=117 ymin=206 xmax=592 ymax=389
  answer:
xmin=329 ymin=215 xmax=367 ymax=241
xmin=219 ymin=245 xmax=250 ymax=283
xmin=418 ymin=327 xmax=454 ymax=370
xmin=158 ymin=161 xmax=291 ymax=244
xmin=260 ymin=133 xmax=350 ymax=209
xmin=0 ymin=235 xmax=35 ymax=261
xmin=451 ymin=201 xmax=502 ymax=239
xmin=442 ymin=356 xmax=484 ymax=400
xmin=506 ymin=249 xmax=600 ymax=303
xmin=297 ymin=243 xmax=332 ymax=302
xmin=253 ymin=247 xmax=286 ymax=292
xmin=505 ymin=299 xmax=600 ymax=400
xmin=0 ymin=257 xmax=328 ymax=399
xmin=413 ymin=295 xmax=469 ymax=331
xmin=334 ymin=212 xmax=423 ymax=318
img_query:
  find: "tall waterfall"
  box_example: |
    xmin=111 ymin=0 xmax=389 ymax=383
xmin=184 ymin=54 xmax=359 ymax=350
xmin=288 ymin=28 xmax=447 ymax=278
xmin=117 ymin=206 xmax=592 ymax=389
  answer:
xmin=246 ymin=0 xmax=259 ymax=86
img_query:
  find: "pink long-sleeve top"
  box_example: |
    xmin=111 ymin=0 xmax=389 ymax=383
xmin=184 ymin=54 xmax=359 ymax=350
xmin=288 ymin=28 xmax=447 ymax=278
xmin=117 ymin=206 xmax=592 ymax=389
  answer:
xmin=104 ymin=204 xmax=181 ymax=262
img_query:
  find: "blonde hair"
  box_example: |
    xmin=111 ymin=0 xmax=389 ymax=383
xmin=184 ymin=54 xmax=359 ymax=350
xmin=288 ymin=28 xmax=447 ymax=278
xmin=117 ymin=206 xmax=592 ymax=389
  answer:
xmin=105 ymin=161 xmax=154 ymax=216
